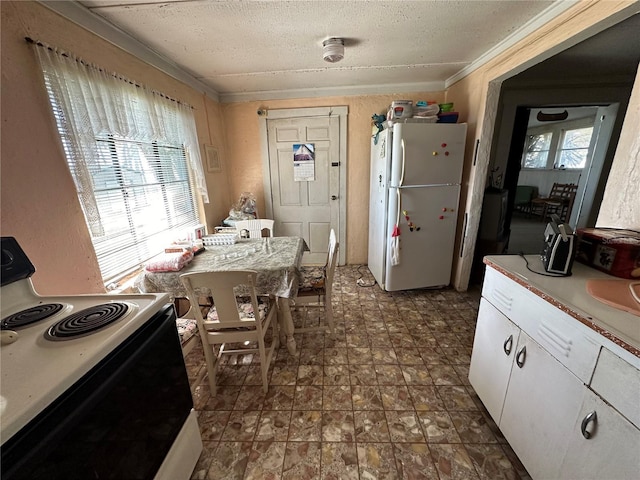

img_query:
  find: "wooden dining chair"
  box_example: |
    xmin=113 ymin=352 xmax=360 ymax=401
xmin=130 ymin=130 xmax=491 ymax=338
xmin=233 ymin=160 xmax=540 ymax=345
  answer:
xmin=294 ymin=229 xmax=339 ymax=337
xmin=543 ymin=183 xmax=578 ymax=222
xmin=180 ymin=270 xmax=278 ymax=394
xmin=235 ymin=219 xmax=275 ymax=238
xmin=530 ymin=183 xmax=578 ymax=222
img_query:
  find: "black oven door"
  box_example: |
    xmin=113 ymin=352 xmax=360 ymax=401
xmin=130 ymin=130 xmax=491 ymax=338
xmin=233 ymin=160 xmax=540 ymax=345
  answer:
xmin=1 ymin=304 xmax=193 ymax=480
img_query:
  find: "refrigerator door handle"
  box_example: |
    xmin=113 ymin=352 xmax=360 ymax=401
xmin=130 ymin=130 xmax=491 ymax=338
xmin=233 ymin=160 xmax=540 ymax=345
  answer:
xmin=400 ymin=139 xmax=406 ymax=187
xmin=390 ymin=183 xmax=459 ymax=189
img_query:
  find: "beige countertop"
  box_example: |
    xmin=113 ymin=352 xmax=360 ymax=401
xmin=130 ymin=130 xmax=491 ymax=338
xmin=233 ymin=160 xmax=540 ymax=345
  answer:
xmin=484 ymin=255 xmax=640 ymax=361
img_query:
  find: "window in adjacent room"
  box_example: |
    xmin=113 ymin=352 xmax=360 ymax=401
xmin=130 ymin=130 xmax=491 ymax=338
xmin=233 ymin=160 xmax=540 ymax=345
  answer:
xmin=522 ymin=132 xmax=552 ymax=169
xmin=32 ymin=41 xmax=209 ymax=285
xmin=521 ymin=117 xmax=595 ymax=171
xmin=555 ymin=126 xmax=594 ymax=169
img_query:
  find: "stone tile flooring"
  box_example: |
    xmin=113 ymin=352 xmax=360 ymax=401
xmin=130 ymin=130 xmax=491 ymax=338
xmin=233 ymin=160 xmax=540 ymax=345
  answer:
xmin=184 ymin=266 xmax=531 ymax=480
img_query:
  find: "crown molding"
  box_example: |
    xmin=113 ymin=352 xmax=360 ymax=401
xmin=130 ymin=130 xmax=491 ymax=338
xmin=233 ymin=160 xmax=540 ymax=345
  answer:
xmin=219 ymin=81 xmax=446 ymax=103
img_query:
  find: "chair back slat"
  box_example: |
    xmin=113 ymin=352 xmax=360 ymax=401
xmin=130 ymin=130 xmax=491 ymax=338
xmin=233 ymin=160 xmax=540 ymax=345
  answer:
xmin=180 ymin=270 xmax=263 ymax=331
xmin=235 ymin=219 xmax=274 ymax=238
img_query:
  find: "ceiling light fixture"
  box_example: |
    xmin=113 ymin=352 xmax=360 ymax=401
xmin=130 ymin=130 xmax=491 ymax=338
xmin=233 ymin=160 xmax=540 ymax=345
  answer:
xmin=323 ymin=38 xmax=344 ymax=63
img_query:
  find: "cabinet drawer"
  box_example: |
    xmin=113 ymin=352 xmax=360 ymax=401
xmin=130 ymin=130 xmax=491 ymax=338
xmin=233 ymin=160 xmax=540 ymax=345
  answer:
xmin=483 ymin=267 xmax=600 ymax=383
xmin=591 ymin=348 xmax=640 ymax=429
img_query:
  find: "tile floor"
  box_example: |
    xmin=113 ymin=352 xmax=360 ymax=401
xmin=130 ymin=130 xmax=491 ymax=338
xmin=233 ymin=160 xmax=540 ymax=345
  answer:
xmin=184 ymin=265 xmax=531 ymax=480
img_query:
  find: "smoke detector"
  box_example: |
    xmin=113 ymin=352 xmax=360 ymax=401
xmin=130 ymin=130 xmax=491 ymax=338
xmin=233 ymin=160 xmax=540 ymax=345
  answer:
xmin=323 ymin=38 xmax=344 ymax=63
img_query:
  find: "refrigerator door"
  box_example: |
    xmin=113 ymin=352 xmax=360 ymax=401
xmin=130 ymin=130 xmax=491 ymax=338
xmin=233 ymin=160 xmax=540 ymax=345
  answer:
xmin=384 ymin=185 xmax=461 ymax=291
xmin=368 ymin=129 xmax=392 ymax=286
xmin=390 ymin=123 xmax=467 ymax=187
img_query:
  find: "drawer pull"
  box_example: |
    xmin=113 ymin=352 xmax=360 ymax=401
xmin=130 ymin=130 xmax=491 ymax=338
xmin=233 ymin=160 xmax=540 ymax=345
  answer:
xmin=581 ymin=411 xmax=597 ymax=439
xmin=503 ymin=335 xmax=513 ymax=356
xmin=516 ymin=346 xmax=527 ymax=368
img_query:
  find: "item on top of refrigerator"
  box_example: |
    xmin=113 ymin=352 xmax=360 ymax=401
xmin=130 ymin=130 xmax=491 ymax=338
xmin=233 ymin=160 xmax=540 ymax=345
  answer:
xmin=413 ymin=103 xmax=440 ymax=117
xmin=388 ymin=100 xmax=413 ymax=121
xmin=437 ymin=112 xmax=459 ymax=123
xmin=372 ymin=113 xmax=387 ymax=145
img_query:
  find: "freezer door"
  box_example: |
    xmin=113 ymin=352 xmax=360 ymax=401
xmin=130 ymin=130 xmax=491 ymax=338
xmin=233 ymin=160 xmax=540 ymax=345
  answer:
xmin=368 ymin=129 xmax=392 ymax=286
xmin=384 ymin=185 xmax=460 ymax=291
xmin=390 ymin=123 xmax=467 ymax=187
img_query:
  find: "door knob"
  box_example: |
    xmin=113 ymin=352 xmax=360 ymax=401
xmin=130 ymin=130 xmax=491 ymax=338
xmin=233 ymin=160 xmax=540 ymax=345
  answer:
xmin=331 ymin=195 xmax=338 ymax=200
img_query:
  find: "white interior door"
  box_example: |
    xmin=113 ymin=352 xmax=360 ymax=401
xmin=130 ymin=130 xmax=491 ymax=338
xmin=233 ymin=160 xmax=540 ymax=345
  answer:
xmin=264 ymin=109 xmax=345 ymax=264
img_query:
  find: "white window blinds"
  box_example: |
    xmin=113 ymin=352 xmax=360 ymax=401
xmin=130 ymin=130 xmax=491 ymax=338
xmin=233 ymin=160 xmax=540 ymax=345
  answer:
xmin=33 ymin=42 xmax=209 ymax=283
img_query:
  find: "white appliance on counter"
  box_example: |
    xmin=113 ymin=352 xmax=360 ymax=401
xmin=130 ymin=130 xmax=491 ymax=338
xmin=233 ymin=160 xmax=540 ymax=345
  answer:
xmin=368 ymin=123 xmax=467 ymax=291
xmin=0 ymin=237 xmax=202 ymax=480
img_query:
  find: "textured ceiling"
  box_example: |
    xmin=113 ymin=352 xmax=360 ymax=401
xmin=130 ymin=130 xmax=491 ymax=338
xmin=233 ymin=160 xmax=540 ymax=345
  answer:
xmin=54 ymin=2 xmax=638 ymax=102
xmin=74 ymin=0 xmax=560 ymax=100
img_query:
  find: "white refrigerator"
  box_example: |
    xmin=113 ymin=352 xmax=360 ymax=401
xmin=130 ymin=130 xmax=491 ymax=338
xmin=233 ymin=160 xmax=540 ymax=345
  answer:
xmin=368 ymin=122 xmax=467 ymax=291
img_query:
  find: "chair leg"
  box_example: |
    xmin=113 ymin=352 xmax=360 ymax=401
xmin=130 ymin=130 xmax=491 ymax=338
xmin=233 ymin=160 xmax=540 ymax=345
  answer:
xmin=203 ymin=344 xmax=219 ymax=396
xmin=257 ymin=336 xmax=269 ymax=393
xmin=272 ymin=313 xmax=280 ymax=350
xmin=325 ymin=300 xmax=335 ymax=338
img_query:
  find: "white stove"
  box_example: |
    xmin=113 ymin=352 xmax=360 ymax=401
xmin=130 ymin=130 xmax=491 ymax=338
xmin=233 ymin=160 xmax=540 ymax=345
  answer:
xmin=0 ymin=237 xmax=201 ymax=480
xmin=0 ymin=276 xmax=168 ymax=441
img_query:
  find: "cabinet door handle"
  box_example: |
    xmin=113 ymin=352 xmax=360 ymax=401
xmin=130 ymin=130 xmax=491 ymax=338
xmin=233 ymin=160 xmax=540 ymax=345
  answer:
xmin=581 ymin=411 xmax=597 ymax=439
xmin=515 ymin=346 xmax=526 ymax=368
xmin=503 ymin=335 xmax=513 ymax=356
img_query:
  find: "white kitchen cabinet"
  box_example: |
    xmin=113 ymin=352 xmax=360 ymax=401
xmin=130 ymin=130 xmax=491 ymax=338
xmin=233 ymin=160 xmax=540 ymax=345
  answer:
xmin=468 ymin=298 xmax=520 ymax=424
xmin=559 ymin=388 xmax=640 ymax=479
xmin=499 ymin=331 xmax=585 ymax=480
xmin=470 ymin=261 xmax=640 ymax=480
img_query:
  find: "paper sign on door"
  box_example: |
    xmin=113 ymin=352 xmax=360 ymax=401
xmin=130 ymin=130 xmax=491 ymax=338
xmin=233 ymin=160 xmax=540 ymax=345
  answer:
xmin=293 ymin=143 xmax=315 ymax=181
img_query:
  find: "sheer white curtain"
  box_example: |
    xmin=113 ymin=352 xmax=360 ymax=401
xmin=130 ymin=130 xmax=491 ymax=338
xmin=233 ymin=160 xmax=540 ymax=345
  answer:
xmin=34 ymin=44 xmax=209 ymax=206
xmin=33 ymin=42 xmax=210 ymax=282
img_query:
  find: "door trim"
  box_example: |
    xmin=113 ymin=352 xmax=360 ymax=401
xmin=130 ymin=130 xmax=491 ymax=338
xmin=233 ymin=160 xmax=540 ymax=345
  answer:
xmin=258 ymin=106 xmax=348 ymax=265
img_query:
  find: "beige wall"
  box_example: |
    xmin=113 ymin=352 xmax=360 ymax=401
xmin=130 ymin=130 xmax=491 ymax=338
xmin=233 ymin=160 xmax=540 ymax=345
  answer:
xmin=0 ymin=1 xmax=230 ymax=294
xmin=597 ymin=65 xmax=640 ymax=228
xmin=221 ymin=93 xmax=446 ymax=264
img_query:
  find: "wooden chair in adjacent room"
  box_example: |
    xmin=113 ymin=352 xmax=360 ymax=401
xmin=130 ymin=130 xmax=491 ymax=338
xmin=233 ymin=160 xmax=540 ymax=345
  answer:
xmin=530 ymin=183 xmax=578 ymax=223
xmin=180 ymin=270 xmax=278 ymax=394
xmin=235 ymin=219 xmax=275 ymax=238
xmin=543 ymin=183 xmax=578 ymax=223
xmin=294 ymin=229 xmax=339 ymax=337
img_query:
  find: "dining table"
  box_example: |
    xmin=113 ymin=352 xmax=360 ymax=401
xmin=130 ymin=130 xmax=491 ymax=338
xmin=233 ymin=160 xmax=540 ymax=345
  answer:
xmin=135 ymin=236 xmax=308 ymax=355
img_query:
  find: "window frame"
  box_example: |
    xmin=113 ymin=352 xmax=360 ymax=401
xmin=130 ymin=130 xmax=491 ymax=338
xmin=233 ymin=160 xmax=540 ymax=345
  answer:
xmin=521 ymin=116 xmax=596 ymax=171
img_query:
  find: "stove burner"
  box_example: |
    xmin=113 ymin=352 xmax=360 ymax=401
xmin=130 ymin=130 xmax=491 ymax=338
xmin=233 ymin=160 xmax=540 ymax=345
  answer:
xmin=1 ymin=303 xmax=65 ymax=330
xmin=45 ymin=302 xmax=130 ymax=341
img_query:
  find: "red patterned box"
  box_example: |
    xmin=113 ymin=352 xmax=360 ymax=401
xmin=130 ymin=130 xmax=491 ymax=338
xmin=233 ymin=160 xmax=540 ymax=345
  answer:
xmin=575 ymin=228 xmax=640 ymax=279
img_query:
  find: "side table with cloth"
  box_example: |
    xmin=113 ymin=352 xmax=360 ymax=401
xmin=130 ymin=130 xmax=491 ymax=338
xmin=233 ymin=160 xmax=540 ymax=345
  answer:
xmin=136 ymin=236 xmax=308 ymax=354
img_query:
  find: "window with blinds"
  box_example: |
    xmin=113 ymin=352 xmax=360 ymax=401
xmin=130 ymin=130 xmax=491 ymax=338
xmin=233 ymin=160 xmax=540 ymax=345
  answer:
xmin=88 ymin=136 xmax=199 ymax=281
xmin=53 ymin=121 xmax=200 ymax=283
xmin=38 ymin=53 xmax=203 ymax=284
